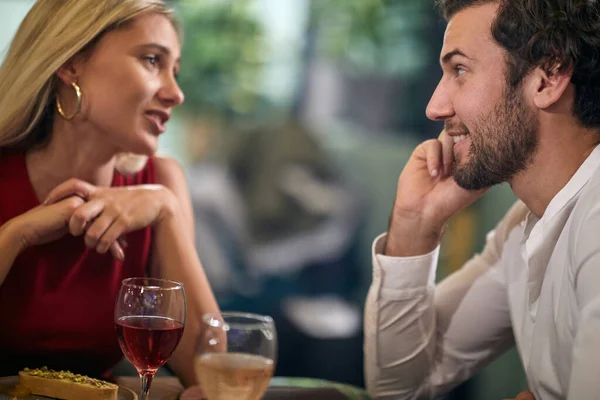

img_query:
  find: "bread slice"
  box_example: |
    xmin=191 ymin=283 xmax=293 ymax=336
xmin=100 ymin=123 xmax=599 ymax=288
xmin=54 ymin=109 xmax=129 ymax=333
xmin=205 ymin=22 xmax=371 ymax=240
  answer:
xmin=18 ymin=367 xmax=118 ymax=400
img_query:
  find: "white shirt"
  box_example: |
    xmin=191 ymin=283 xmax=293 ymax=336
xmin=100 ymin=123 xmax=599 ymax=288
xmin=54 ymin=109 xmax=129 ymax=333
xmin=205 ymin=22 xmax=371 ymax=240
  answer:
xmin=364 ymin=145 xmax=600 ymax=400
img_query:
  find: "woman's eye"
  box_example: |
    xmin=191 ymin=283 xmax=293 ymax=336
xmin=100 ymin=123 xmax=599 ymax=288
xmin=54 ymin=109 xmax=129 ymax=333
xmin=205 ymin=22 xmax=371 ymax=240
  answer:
xmin=144 ymin=55 xmax=159 ymax=66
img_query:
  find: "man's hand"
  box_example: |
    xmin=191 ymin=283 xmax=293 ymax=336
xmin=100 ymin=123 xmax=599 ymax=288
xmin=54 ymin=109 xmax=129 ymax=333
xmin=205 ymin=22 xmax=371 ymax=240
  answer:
xmin=386 ymin=130 xmax=487 ymax=256
xmin=504 ymin=390 xmax=536 ymax=400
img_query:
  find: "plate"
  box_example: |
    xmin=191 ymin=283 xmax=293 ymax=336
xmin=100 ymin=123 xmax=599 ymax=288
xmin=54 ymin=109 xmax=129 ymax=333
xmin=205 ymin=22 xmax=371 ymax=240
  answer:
xmin=0 ymin=376 xmax=138 ymax=400
xmin=269 ymin=377 xmax=370 ymax=399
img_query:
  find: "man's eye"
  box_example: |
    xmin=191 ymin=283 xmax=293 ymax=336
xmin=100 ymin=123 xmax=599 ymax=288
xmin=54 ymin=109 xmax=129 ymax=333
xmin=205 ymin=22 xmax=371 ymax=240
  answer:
xmin=455 ymin=67 xmax=466 ymax=76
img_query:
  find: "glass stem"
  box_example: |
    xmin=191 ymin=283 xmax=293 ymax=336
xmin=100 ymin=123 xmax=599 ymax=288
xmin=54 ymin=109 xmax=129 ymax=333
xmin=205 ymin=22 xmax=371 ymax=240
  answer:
xmin=139 ymin=371 xmax=156 ymax=400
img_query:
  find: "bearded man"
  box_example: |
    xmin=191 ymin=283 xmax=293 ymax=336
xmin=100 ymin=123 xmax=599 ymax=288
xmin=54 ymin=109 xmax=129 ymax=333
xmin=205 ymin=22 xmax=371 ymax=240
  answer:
xmin=364 ymin=1 xmax=600 ymax=399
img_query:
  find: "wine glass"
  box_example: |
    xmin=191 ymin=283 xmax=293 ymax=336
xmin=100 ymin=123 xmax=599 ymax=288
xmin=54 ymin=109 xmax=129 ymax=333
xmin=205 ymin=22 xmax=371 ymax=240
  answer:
xmin=115 ymin=277 xmax=186 ymax=400
xmin=195 ymin=312 xmax=277 ymax=400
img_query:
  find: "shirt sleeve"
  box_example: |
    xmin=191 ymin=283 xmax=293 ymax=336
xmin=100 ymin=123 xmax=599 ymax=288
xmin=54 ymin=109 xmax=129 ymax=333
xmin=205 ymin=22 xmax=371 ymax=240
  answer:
xmin=567 ymin=198 xmax=600 ymax=399
xmin=364 ymin=202 xmax=528 ymax=400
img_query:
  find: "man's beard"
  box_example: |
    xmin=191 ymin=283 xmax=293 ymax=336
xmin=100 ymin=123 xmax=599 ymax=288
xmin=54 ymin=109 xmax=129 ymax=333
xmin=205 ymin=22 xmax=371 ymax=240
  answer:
xmin=450 ymin=86 xmax=538 ymax=190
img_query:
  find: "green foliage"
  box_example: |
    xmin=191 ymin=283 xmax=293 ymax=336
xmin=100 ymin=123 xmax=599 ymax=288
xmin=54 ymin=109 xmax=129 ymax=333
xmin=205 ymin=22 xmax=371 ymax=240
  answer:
xmin=310 ymin=0 xmax=433 ymax=76
xmin=176 ymin=0 xmax=265 ymax=116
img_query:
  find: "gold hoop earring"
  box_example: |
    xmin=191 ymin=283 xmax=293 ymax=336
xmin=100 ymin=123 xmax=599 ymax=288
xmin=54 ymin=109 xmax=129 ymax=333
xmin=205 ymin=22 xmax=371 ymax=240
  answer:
xmin=56 ymin=82 xmax=82 ymax=120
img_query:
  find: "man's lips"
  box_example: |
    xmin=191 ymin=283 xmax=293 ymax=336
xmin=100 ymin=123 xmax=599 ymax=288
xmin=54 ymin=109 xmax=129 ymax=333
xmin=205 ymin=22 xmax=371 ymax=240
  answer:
xmin=451 ymin=133 xmax=470 ymax=144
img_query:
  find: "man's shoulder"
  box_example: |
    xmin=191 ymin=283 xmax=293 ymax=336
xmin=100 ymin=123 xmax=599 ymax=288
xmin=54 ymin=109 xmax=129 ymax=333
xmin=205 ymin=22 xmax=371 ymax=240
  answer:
xmin=494 ymin=200 xmax=529 ymax=240
xmin=571 ymin=170 xmax=600 ymax=222
xmin=563 ymin=171 xmax=600 ymax=262
xmin=503 ymin=200 xmax=530 ymax=226
xmin=562 ymin=170 xmax=600 ymax=282
xmin=480 ymin=200 xmax=528 ymax=261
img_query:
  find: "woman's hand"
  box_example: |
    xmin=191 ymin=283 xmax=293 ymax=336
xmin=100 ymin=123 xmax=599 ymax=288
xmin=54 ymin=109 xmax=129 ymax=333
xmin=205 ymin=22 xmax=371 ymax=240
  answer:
xmin=44 ymin=178 xmax=177 ymax=260
xmin=0 ymin=196 xmax=85 ymax=286
xmin=5 ymin=196 xmax=85 ymax=250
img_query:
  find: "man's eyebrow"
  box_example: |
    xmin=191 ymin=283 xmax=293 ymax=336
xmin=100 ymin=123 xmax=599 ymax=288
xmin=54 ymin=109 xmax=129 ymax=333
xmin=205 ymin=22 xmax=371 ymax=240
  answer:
xmin=137 ymin=43 xmax=181 ymax=63
xmin=441 ymin=49 xmax=474 ymax=64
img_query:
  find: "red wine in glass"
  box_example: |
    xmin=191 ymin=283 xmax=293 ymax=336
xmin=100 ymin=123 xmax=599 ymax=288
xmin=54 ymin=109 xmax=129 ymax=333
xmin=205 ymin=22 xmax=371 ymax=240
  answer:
xmin=116 ymin=315 xmax=184 ymax=371
xmin=115 ymin=278 xmax=186 ymax=400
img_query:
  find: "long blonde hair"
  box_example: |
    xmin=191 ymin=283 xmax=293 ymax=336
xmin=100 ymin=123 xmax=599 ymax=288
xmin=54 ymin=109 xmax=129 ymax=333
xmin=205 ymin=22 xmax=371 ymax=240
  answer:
xmin=0 ymin=0 xmax=178 ymax=174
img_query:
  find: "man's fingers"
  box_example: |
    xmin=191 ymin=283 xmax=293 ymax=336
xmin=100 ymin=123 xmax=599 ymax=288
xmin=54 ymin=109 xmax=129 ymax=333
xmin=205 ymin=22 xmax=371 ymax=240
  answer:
xmin=422 ymin=139 xmax=444 ymax=177
xmin=44 ymin=178 xmax=96 ymax=205
xmin=438 ymin=130 xmax=455 ymax=176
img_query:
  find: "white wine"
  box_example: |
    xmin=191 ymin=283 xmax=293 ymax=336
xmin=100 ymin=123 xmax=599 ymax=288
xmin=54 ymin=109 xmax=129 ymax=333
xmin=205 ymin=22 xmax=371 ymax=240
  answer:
xmin=195 ymin=352 xmax=274 ymax=400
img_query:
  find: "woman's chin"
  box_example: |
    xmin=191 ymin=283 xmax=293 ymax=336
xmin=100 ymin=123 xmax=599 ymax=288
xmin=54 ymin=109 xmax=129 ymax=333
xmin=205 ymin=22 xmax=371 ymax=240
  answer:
xmin=114 ymin=153 xmax=150 ymax=174
xmin=127 ymin=135 xmax=159 ymax=156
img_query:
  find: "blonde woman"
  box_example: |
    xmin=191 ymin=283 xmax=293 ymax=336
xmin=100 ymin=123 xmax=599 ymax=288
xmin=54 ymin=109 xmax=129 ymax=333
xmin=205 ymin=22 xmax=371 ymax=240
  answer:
xmin=0 ymin=0 xmax=219 ymax=387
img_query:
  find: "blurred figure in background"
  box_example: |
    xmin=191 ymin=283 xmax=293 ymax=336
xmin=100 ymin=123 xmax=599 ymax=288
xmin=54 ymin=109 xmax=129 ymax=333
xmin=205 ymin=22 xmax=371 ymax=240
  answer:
xmin=186 ymin=119 xmax=366 ymax=386
xmin=0 ymin=0 xmax=218 ymax=386
xmin=365 ymin=0 xmax=600 ymax=399
xmin=174 ymin=0 xmax=457 ymax=392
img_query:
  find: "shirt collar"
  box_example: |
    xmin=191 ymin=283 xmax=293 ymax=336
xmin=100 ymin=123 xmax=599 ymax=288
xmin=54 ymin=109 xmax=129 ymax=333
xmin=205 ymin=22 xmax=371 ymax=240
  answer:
xmin=537 ymin=144 xmax=600 ymax=227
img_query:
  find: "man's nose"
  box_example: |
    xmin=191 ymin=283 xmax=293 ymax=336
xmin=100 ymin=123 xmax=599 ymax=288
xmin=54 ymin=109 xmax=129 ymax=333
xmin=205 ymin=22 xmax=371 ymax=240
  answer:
xmin=426 ymin=80 xmax=454 ymax=121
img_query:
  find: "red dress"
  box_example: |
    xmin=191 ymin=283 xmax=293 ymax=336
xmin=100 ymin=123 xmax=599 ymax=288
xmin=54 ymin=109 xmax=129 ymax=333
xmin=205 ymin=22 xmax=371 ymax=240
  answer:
xmin=0 ymin=151 xmax=154 ymax=378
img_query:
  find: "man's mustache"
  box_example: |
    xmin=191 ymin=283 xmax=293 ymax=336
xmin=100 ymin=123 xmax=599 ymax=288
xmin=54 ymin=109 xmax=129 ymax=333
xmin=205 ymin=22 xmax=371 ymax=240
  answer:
xmin=445 ymin=121 xmax=470 ymax=136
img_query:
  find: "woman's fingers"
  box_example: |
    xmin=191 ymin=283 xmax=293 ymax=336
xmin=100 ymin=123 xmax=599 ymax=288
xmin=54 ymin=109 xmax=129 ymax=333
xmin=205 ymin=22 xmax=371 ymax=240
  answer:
xmin=118 ymin=236 xmax=128 ymax=249
xmin=96 ymin=218 xmax=127 ymax=255
xmin=86 ymin=215 xmax=127 ymax=261
xmin=50 ymin=196 xmax=86 ymax=221
xmin=74 ymin=207 xmax=126 ymax=260
xmin=109 ymin=241 xmax=125 ymax=261
xmin=68 ymin=199 xmax=105 ymax=236
xmin=43 ymin=180 xmax=131 ymax=261
xmin=44 ymin=178 xmax=97 ymax=205
xmin=84 ymin=213 xmax=115 ymax=249
xmin=45 ymin=180 xmax=162 ymax=262
xmin=41 ymin=196 xmax=85 ymax=235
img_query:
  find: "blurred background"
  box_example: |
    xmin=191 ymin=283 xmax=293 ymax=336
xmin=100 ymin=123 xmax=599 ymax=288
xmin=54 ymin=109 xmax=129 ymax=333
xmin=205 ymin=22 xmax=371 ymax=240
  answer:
xmin=1 ymin=0 xmax=527 ymax=398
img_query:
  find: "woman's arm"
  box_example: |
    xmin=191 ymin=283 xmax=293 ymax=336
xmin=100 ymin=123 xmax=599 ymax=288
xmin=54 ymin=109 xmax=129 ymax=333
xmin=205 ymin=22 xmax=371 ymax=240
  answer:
xmin=0 ymin=220 xmax=25 ymax=284
xmin=42 ymin=164 xmax=219 ymax=385
xmin=0 ymin=197 xmax=84 ymax=286
xmin=152 ymin=156 xmax=220 ymax=387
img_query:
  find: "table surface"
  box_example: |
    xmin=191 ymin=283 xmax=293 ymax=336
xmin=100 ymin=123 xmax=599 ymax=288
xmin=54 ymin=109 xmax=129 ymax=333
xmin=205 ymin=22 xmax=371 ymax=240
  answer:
xmin=118 ymin=377 xmax=181 ymax=400
xmin=117 ymin=376 xmax=371 ymax=400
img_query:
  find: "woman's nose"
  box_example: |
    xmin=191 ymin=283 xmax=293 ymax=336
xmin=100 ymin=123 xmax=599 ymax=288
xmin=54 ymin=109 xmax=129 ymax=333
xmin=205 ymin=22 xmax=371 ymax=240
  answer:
xmin=159 ymin=76 xmax=185 ymax=107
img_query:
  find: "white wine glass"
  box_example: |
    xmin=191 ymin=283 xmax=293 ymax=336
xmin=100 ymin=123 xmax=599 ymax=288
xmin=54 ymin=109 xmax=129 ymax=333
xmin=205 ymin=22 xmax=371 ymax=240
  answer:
xmin=195 ymin=312 xmax=277 ymax=400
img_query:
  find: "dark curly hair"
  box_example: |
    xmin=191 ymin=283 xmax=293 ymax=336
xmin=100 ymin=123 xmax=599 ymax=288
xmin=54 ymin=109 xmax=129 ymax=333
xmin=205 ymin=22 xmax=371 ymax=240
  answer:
xmin=436 ymin=0 xmax=600 ymax=129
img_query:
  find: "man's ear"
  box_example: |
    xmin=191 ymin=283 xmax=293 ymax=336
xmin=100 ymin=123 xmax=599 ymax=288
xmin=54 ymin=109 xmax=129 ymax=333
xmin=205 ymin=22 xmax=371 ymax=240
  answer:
xmin=531 ymin=63 xmax=573 ymax=109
